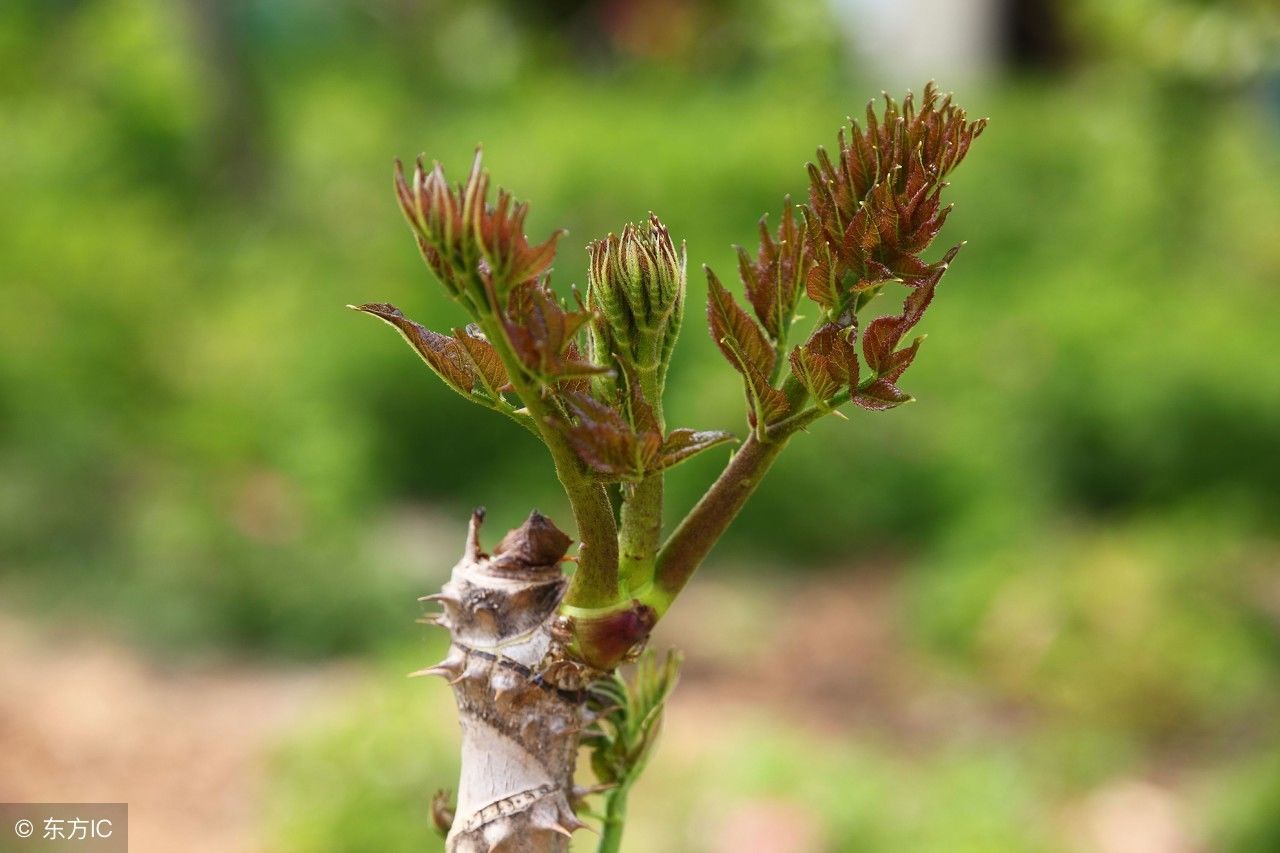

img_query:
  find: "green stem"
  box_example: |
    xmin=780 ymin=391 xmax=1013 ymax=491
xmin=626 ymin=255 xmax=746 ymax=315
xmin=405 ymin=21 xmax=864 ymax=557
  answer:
xmin=470 ymin=286 xmax=622 ymax=607
xmin=596 ymin=783 xmax=633 ymax=853
xmin=645 ymin=432 xmax=789 ymax=615
xmin=618 ymin=348 xmax=665 ymax=591
xmin=640 ymin=319 xmax=883 ymax=615
xmin=560 ymin=466 xmax=624 ymax=606
xmin=618 ymin=474 xmax=661 ymax=591
xmin=764 ymin=373 xmax=892 ymax=440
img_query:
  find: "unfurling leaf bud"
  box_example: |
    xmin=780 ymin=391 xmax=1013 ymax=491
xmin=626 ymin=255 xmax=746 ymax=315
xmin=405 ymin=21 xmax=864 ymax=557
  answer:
xmin=394 ymin=148 xmax=563 ymax=305
xmin=587 ymin=214 xmax=686 ymax=383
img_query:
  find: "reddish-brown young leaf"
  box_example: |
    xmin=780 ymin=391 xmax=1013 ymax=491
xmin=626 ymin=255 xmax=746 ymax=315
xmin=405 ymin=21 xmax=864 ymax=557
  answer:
xmin=451 ymin=325 xmax=510 ymax=395
xmin=503 ymin=280 xmax=608 ymax=380
xmin=623 ymin=369 xmax=661 ymax=442
xmin=555 ymin=391 xmax=660 ymax=480
xmin=806 ymin=154 xmax=845 ymax=244
xmin=741 ymin=353 xmax=791 ymax=428
xmin=736 ymin=244 xmax=765 ymax=327
xmin=861 ymin=314 xmax=902 ymax=376
xmin=802 ymin=85 xmax=984 ymax=317
xmin=852 ymin=378 xmax=913 ymax=411
xmin=395 ymin=159 xmax=465 ymax=291
xmin=555 ymin=340 xmax=595 ymax=397
xmin=706 ymin=267 xmax=776 ymax=377
xmin=885 ymin=247 xmax=933 ymax=282
xmin=860 ymin=242 xmax=957 ymax=382
xmin=706 ymin=268 xmax=790 ymax=426
xmin=790 ymin=321 xmax=859 ymax=404
xmin=394 ymin=149 xmax=564 ymax=299
xmin=475 ymin=184 xmax=564 ymax=288
xmin=806 ymin=321 xmax=859 ymax=385
xmin=654 ymin=429 xmax=737 ymax=471
xmin=738 ymin=198 xmax=811 ymax=341
xmin=460 ymin=147 xmax=488 ymax=244
xmin=804 ymin=248 xmax=842 ymax=311
xmin=789 ymin=347 xmax=841 ymax=403
xmin=610 ymin=359 xmax=664 ymax=468
xmin=556 ymin=392 xmax=640 ymax=479
xmin=838 ymin=208 xmax=895 ymax=291
xmin=883 ymin=336 xmax=922 ymax=382
xmin=352 ymin=303 xmax=474 ymax=393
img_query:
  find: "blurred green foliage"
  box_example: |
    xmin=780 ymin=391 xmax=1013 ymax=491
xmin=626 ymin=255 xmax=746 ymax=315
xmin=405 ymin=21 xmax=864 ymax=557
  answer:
xmin=2 ymin=0 xmax=1279 ymax=849
xmin=269 ymin=648 xmax=1061 ymax=852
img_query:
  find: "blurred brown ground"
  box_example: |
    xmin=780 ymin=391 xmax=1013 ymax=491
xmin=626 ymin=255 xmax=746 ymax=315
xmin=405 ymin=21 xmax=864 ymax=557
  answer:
xmin=2 ymin=567 xmax=1202 ymax=852
xmin=0 ymin=614 xmax=360 ymax=853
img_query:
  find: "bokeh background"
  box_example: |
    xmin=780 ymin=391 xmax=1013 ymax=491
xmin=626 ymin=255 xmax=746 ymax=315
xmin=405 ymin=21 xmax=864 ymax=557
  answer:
xmin=2 ymin=0 xmax=1279 ymax=851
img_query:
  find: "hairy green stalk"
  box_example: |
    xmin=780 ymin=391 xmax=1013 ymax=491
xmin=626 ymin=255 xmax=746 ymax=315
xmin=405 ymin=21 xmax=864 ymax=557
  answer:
xmin=647 ymin=433 xmax=789 ymax=615
xmin=596 ymin=781 xmax=632 ymax=853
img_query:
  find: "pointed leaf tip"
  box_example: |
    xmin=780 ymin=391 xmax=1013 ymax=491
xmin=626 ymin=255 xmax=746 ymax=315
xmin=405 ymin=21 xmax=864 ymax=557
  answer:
xmin=354 ymin=303 xmax=478 ymax=394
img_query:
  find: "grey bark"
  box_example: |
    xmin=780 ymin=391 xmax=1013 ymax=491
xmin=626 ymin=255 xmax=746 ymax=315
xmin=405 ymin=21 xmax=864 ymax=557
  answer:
xmin=420 ymin=510 xmax=592 ymax=853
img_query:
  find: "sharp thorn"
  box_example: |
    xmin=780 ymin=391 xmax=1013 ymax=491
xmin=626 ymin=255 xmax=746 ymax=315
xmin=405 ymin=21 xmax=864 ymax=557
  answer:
xmin=560 ymin=812 xmax=596 ymax=835
xmin=466 ymin=507 xmax=486 ymax=558
xmin=571 ymin=783 xmax=617 ymax=803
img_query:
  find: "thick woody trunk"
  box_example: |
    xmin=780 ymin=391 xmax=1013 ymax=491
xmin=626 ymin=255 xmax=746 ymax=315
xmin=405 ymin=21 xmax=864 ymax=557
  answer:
xmin=421 ymin=510 xmax=592 ymax=853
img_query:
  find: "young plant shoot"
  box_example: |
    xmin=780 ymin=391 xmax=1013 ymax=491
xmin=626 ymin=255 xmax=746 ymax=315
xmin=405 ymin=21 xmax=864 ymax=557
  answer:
xmin=354 ymin=83 xmax=985 ymax=852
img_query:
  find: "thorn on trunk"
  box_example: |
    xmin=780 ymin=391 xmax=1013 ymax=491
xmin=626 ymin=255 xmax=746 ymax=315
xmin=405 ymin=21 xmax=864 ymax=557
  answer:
xmin=466 ymin=507 xmax=486 ymax=559
xmin=570 ymin=782 xmax=617 ymax=806
xmin=539 ymin=820 xmax=573 ymax=839
xmin=557 ymin=808 xmax=595 ymax=835
xmin=409 ymin=648 xmax=465 ymax=680
xmin=491 ymin=669 xmax=535 ymax=707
